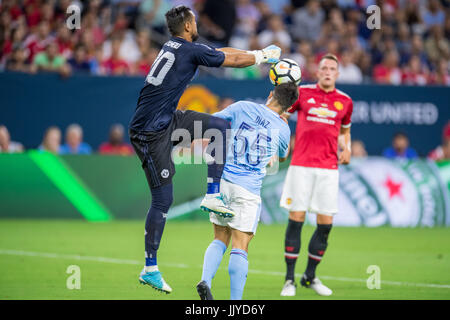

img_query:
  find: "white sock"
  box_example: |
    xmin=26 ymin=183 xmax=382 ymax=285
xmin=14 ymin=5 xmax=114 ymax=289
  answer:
xmin=205 ymin=193 xmax=219 ymax=198
xmin=144 ymin=265 xmax=159 ymax=273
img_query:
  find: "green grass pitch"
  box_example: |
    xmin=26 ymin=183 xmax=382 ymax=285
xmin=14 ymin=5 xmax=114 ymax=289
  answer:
xmin=0 ymin=219 xmax=449 ymax=300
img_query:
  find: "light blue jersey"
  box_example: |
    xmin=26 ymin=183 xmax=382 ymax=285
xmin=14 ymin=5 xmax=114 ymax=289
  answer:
xmin=214 ymin=101 xmax=291 ymax=195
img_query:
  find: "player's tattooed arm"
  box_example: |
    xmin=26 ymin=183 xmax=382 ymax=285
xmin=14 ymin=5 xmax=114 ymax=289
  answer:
xmin=217 ymin=47 xmax=257 ymax=68
xmin=338 ymin=126 xmax=351 ymax=165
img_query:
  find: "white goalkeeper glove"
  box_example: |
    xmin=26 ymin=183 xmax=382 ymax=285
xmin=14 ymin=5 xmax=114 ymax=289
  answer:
xmin=248 ymin=45 xmax=281 ymax=65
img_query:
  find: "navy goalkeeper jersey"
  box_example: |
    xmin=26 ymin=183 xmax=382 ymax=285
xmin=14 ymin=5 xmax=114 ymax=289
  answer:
xmin=129 ymin=37 xmax=225 ymax=133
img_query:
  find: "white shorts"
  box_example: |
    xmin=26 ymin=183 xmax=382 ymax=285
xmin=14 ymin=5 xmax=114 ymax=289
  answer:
xmin=210 ymin=179 xmax=262 ymax=234
xmin=280 ymin=165 xmax=339 ymax=216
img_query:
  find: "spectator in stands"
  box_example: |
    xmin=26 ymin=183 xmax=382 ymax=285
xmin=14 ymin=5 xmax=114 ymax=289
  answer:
xmin=0 ymin=125 xmax=24 ymax=153
xmin=229 ymin=0 xmax=261 ymax=49
xmin=38 ymin=126 xmax=61 ymax=154
xmin=22 ymin=20 xmax=54 ymax=63
xmin=373 ymin=50 xmax=402 ymax=85
xmin=428 ymin=122 xmax=450 ymax=161
xmin=430 ymin=58 xmax=450 ymax=86
xmin=287 ymin=41 xmax=310 ymax=69
xmin=134 ymin=46 xmax=159 ymax=76
xmin=358 ymin=52 xmax=373 ymax=83
xmin=263 ymin=0 xmax=290 ymax=16
xmin=421 ymin=0 xmax=446 ymax=30
xmin=401 ymin=55 xmax=430 ymax=86
xmin=55 ymin=25 xmax=73 ymax=60
xmin=30 ymin=42 xmax=71 ymax=76
xmin=290 ymin=0 xmax=325 ymax=42
xmin=396 ymin=23 xmax=412 ymax=63
xmin=2 ymin=23 xmax=27 ymax=63
xmin=383 ymin=132 xmax=418 ymax=160
xmin=337 ymin=49 xmax=363 ymax=84
xmin=136 ymin=0 xmax=172 ymax=37
xmin=302 ymin=54 xmax=319 ymax=82
xmin=257 ymin=14 xmax=291 ymax=49
xmin=404 ymin=1 xmax=425 ymax=35
xmin=98 ymin=124 xmax=134 ymax=155
xmin=5 ymin=47 xmax=30 ymax=73
xmin=351 ymin=140 xmax=368 ymax=159
xmin=425 ymin=25 xmax=450 ymax=65
xmin=408 ymin=35 xmax=430 ymax=68
xmin=199 ymin=0 xmax=237 ymax=47
xmin=429 ymin=138 xmax=450 ymax=161
xmin=68 ymin=45 xmax=91 ymax=74
xmin=101 ymin=38 xmax=130 ymax=75
xmin=60 ymin=124 xmax=92 ymax=155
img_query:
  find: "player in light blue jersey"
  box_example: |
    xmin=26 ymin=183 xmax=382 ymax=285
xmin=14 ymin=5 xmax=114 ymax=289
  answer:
xmin=196 ymin=83 xmax=299 ymax=300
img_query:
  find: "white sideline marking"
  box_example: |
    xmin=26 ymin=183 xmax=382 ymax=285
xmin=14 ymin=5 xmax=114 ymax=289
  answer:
xmin=1 ymin=249 xmax=449 ymax=289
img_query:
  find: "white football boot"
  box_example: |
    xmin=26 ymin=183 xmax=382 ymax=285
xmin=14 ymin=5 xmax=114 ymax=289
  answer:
xmin=301 ymin=274 xmax=333 ymax=296
xmin=280 ymin=279 xmax=297 ymax=297
xmin=200 ymin=193 xmax=235 ymax=218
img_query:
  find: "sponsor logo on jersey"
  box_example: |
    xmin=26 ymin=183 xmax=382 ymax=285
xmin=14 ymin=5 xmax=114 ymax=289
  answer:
xmin=334 ymin=101 xmax=344 ymax=110
xmin=308 ymin=107 xmax=337 ymax=118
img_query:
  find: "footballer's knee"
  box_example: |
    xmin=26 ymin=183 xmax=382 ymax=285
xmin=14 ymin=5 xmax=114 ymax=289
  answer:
xmin=289 ymin=211 xmax=306 ymax=222
xmin=214 ymin=224 xmax=231 ymax=247
xmin=317 ymin=214 xmax=333 ymax=225
xmin=231 ymin=229 xmax=253 ymax=252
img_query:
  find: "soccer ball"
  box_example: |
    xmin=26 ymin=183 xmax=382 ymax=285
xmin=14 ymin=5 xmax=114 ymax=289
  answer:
xmin=269 ymin=58 xmax=302 ymax=86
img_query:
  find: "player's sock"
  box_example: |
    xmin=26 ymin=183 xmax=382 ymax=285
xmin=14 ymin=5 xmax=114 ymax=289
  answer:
xmin=144 ymin=183 xmax=173 ymax=268
xmin=205 ymin=116 xmax=230 ymax=194
xmin=284 ymin=219 xmax=303 ymax=281
xmin=228 ymin=248 xmax=248 ymax=300
xmin=305 ymin=224 xmax=332 ymax=280
xmin=201 ymin=239 xmax=227 ymax=288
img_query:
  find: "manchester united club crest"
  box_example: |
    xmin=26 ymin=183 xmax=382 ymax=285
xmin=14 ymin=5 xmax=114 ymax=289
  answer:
xmin=334 ymin=101 xmax=343 ymax=110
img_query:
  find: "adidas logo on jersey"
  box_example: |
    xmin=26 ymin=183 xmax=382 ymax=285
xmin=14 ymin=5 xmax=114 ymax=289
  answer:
xmin=307 ymin=98 xmax=316 ymax=104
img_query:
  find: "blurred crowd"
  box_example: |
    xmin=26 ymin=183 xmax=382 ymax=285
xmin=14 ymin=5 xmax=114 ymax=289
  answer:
xmin=0 ymin=123 xmax=135 ymax=155
xmin=1 ymin=121 xmax=450 ymax=161
xmin=0 ymin=0 xmax=449 ymax=85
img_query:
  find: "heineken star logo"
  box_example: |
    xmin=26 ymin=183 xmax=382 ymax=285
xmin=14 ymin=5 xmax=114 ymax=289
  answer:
xmin=384 ymin=176 xmax=404 ymax=200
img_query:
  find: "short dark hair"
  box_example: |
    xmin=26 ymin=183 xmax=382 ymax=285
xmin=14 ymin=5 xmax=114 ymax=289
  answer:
xmin=273 ymin=82 xmax=299 ymax=111
xmin=165 ymin=6 xmax=194 ymax=36
xmin=320 ymin=53 xmax=339 ymax=66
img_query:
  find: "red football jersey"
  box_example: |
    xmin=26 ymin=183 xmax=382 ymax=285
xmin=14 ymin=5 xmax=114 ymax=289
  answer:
xmin=288 ymin=84 xmax=353 ymax=170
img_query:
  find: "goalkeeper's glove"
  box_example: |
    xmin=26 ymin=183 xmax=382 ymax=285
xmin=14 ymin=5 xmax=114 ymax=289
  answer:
xmin=248 ymin=45 xmax=281 ymax=65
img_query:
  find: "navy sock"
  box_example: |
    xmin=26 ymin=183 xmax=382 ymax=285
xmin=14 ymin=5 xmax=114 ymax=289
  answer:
xmin=285 ymin=219 xmax=303 ymax=281
xmin=144 ymin=183 xmax=173 ymax=266
xmin=305 ymin=224 xmax=332 ymax=279
xmin=205 ymin=116 xmax=230 ymax=193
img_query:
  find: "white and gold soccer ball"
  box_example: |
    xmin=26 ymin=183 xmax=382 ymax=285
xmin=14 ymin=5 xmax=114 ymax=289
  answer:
xmin=269 ymin=58 xmax=302 ymax=86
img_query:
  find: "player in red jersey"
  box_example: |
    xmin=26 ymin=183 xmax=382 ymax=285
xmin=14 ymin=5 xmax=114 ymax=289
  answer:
xmin=279 ymin=54 xmax=353 ymax=297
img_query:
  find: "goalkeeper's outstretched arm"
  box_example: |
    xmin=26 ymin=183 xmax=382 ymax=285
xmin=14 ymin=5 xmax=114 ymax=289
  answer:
xmin=217 ymin=45 xmax=281 ymax=68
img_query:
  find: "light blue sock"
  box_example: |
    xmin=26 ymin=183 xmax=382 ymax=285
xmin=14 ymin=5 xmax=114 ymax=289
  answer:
xmin=228 ymin=248 xmax=248 ymax=300
xmin=201 ymin=239 xmax=227 ymax=288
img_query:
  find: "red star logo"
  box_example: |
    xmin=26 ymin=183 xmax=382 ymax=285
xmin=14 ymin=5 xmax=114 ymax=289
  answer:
xmin=384 ymin=176 xmax=404 ymax=200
